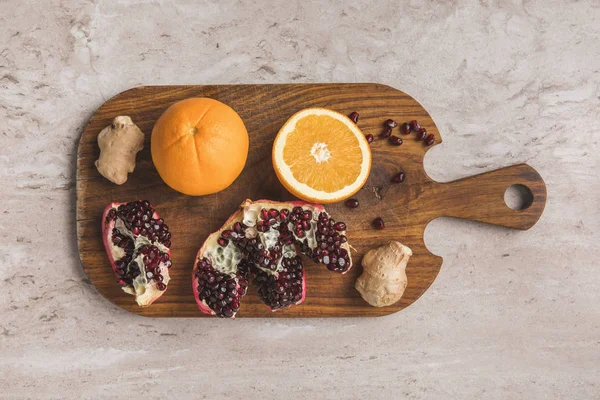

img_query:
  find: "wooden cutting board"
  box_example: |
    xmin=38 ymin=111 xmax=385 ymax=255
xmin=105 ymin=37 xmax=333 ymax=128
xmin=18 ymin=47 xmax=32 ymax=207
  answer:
xmin=76 ymin=84 xmax=546 ymax=318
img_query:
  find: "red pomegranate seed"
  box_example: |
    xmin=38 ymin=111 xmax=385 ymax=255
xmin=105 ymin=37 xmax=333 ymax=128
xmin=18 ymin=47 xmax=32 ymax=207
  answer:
xmin=380 ymin=127 xmax=392 ymax=138
xmin=365 ymin=134 xmax=374 ymax=143
xmin=392 ymin=172 xmax=406 ymax=183
xmin=260 ymin=208 xmax=268 ymax=220
xmin=409 ymin=120 xmax=421 ymax=131
xmin=372 ymin=217 xmax=385 ymax=230
xmin=268 ymin=209 xmax=280 ymax=218
xmin=400 ymin=123 xmax=411 ymax=135
xmin=233 ymin=222 xmax=244 ymax=233
xmin=345 ymin=198 xmax=359 ymax=208
xmin=156 ymin=282 xmax=166 ymax=291
xmin=416 ymin=128 xmax=427 ymax=141
xmin=333 ymin=222 xmax=346 ymax=231
xmin=389 ymin=136 xmax=403 ymax=146
xmin=348 ymin=111 xmax=359 ymax=123
xmin=384 ymin=119 xmax=398 ymax=128
xmin=425 ymin=134 xmax=435 ymax=146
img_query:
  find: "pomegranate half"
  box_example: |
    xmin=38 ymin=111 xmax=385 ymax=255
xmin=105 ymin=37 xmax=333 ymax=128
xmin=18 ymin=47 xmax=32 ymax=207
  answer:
xmin=102 ymin=200 xmax=172 ymax=307
xmin=192 ymin=199 xmax=352 ymax=318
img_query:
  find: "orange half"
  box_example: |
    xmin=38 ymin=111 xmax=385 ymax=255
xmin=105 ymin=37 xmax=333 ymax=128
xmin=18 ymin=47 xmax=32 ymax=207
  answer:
xmin=272 ymin=108 xmax=372 ymax=203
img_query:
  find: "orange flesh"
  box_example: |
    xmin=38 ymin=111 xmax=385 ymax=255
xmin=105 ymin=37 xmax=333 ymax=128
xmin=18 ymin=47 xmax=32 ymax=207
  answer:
xmin=282 ymin=115 xmax=363 ymax=192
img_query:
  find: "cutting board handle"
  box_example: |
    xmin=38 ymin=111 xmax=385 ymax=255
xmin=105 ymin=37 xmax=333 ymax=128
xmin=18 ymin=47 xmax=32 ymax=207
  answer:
xmin=432 ymin=164 xmax=546 ymax=230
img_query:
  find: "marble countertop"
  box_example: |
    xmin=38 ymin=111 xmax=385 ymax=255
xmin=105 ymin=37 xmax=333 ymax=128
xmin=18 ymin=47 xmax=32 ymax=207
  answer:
xmin=1 ymin=1 xmax=599 ymax=399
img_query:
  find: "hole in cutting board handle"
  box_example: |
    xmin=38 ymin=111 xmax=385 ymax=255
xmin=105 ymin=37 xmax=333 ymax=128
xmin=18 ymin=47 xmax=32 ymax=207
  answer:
xmin=504 ymin=184 xmax=534 ymax=210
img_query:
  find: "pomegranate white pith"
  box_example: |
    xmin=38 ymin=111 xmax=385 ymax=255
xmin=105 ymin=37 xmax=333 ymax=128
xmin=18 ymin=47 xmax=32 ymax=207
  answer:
xmin=101 ymin=200 xmax=172 ymax=307
xmin=192 ymin=199 xmax=352 ymax=318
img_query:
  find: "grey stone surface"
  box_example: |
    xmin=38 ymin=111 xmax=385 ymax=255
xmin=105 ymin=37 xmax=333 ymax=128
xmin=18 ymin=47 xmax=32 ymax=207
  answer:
xmin=1 ymin=1 xmax=599 ymax=399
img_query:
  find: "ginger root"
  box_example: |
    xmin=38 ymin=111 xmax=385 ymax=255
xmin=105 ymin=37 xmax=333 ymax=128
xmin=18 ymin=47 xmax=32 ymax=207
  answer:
xmin=95 ymin=116 xmax=144 ymax=185
xmin=355 ymin=241 xmax=412 ymax=307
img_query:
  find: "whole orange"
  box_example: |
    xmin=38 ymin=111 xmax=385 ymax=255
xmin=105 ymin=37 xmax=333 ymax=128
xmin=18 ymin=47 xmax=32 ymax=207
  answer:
xmin=151 ymin=98 xmax=249 ymax=196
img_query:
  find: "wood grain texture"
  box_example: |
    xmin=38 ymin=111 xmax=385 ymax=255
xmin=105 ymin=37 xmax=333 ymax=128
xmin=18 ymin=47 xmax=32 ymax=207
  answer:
xmin=76 ymin=84 xmax=546 ymax=318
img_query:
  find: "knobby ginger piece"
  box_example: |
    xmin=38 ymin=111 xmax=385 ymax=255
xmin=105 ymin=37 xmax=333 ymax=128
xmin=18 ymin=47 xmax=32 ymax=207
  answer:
xmin=95 ymin=116 xmax=144 ymax=185
xmin=355 ymin=241 xmax=412 ymax=307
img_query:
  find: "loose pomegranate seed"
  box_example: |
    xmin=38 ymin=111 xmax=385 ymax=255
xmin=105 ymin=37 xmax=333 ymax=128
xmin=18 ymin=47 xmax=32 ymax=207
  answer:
xmin=425 ymin=134 xmax=435 ymax=146
xmin=409 ymin=120 xmax=421 ymax=131
xmin=380 ymin=127 xmax=392 ymax=138
xmin=389 ymin=136 xmax=403 ymax=146
xmin=384 ymin=119 xmax=398 ymax=128
xmin=400 ymin=123 xmax=411 ymax=135
xmin=416 ymin=128 xmax=427 ymax=141
xmin=345 ymin=198 xmax=359 ymax=208
xmin=365 ymin=134 xmax=374 ymax=143
xmin=392 ymin=172 xmax=406 ymax=183
xmin=372 ymin=217 xmax=385 ymax=230
xmin=348 ymin=111 xmax=359 ymax=123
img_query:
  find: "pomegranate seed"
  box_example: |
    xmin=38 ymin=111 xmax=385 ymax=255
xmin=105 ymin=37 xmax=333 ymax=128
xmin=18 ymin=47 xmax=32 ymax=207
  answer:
xmin=416 ymin=128 xmax=427 ymax=141
xmin=425 ymin=134 xmax=435 ymax=146
xmin=279 ymin=209 xmax=289 ymax=220
xmin=409 ymin=120 xmax=421 ymax=131
xmin=400 ymin=123 xmax=411 ymax=135
xmin=372 ymin=217 xmax=385 ymax=230
xmin=348 ymin=111 xmax=359 ymax=123
xmin=218 ymin=238 xmax=229 ymax=247
xmin=221 ymin=230 xmax=233 ymax=239
xmin=379 ymin=127 xmax=392 ymax=138
xmin=268 ymin=209 xmax=279 ymax=218
xmin=333 ymin=222 xmax=346 ymax=231
xmin=344 ymin=198 xmax=359 ymax=208
xmin=260 ymin=208 xmax=268 ymax=220
xmin=117 ymin=279 xmax=127 ymax=286
xmin=392 ymin=172 xmax=406 ymax=183
xmin=156 ymin=282 xmax=166 ymax=291
xmin=384 ymin=119 xmax=398 ymax=128
xmin=301 ymin=220 xmax=310 ymax=230
xmin=302 ymin=211 xmax=312 ymax=221
xmin=233 ymin=222 xmax=244 ymax=233
xmin=389 ymin=136 xmax=403 ymax=146
xmin=365 ymin=134 xmax=374 ymax=143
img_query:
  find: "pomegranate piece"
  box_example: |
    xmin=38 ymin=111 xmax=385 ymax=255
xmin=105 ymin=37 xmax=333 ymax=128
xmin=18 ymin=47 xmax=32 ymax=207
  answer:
xmin=409 ymin=120 xmax=421 ymax=131
xmin=102 ymin=200 xmax=172 ymax=307
xmin=384 ymin=119 xmax=398 ymax=128
xmin=379 ymin=127 xmax=392 ymax=139
xmin=192 ymin=199 xmax=353 ymax=317
xmin=365 ymin=134 xmax=374 ymax=143
xmin=345 ymin=198 xmax=359 ymax=208
xmin=400 ymin=123 xmax=411 ymax=135
xmin=348 ymin=111 xmax=359 ymax=124
xmin=416 ymin=128 xmax=427 ymax=141
xmin=389 ymin=136 xmax=403 ymax=146
xmin=372 ymin=217 xmax=385 ymax=230
xmin=392 ymin=172 xmax=406 ymax=183
xmin=425 ymin=134 xmax=435 ymax=146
